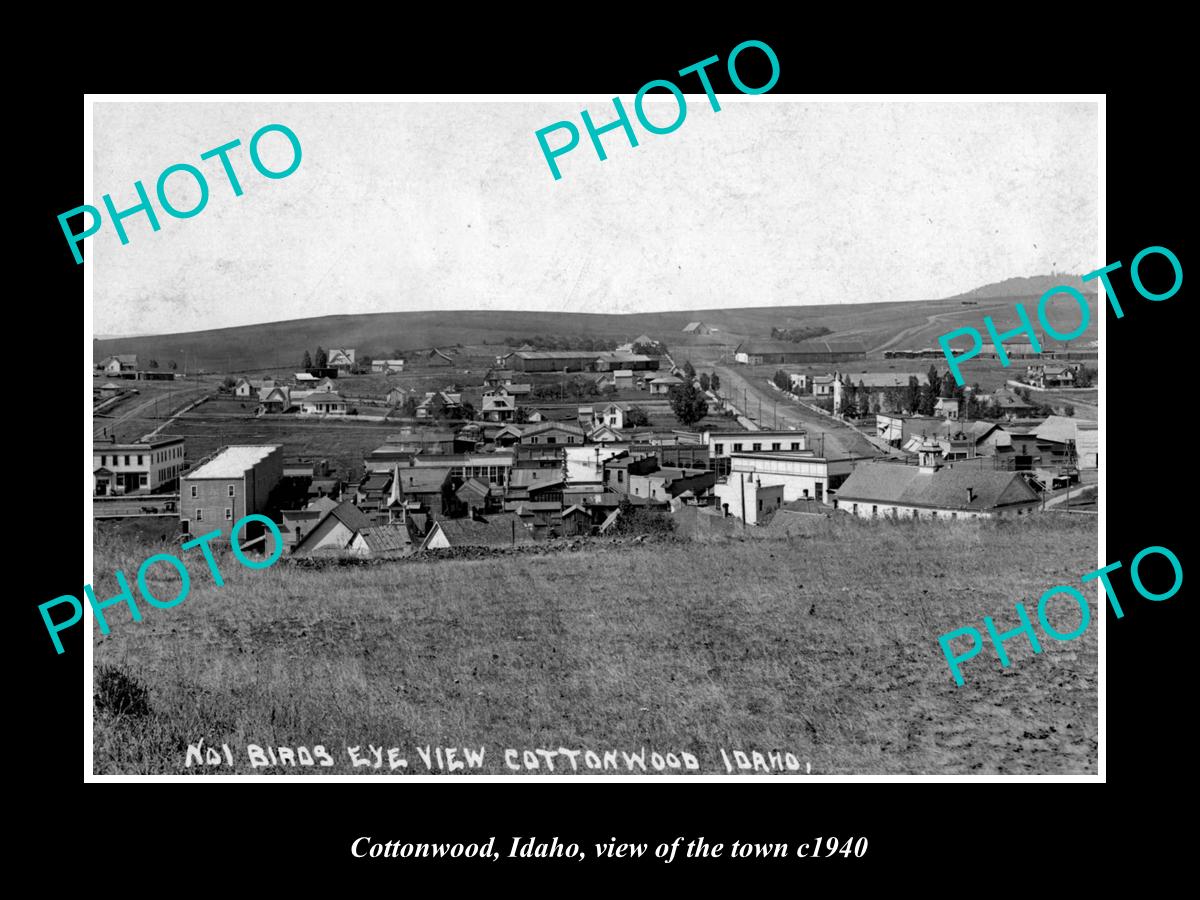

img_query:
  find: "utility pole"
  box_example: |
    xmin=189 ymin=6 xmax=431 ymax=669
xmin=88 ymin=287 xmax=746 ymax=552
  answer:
xmin=738 ymin=471 xmax=746 ymax=530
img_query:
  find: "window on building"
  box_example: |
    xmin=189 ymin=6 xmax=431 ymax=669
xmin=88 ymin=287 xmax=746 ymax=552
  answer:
xmin=225 ymin=508 xmax=232 ymax=520
xmin=871 ymin=505 xmax=878 ymax=517
xmin=752 ymin=443 xmax=762 ymax=451
xmin=758 ymin=499 xmax=763 ymax=511
xmin=790 ymin=442 xmax=800 ymax=450
xmin=547 ymin=437 xmax=556 ymax=444
xmin=733 ymin=443 xmax=743 ymax=452
xmin=228 ymin=484 xmax=235 ymax=497
xmin=772 ymin=442 xmax=781 ymax=451
xmin=932 ymin=511 xmax=938 ymax=518
xmin=715 ymin=444 xmax=724 ymax=455
xmin=124 ymin=455 xmax=131 ymax=465
xmin=617 ymin=471 xmax=624 ymax=483
xmin=100 ymin=455 xmax=106 ymax=465
xmin=137 ymin=454 xmax=144 ymax=465
xmin=196 ymin=509 xmax=203 ymax=521
xmin=139 ymin=474 xmax=148 ymax=486
xmin=852 ymin=503 xmax=858 ymax=514
xmin=952 ymin=512 xmax=958 ymax=519
xmin=190 ymin=485 xmax=197 ymax=498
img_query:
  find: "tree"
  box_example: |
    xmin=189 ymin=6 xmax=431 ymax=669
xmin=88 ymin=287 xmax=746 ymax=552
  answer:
xmin=904 ymin=376 xmax=920 ymax=414
xmin=302 ymin=350 xmax=313 ymax=369
xmin=917 ymin=383 xmax=937 ymax=416
xmin=1075 ymin=365 xmax=1095 ymax=388
xmin=148 ymin=359 xmax=158 ymax=369
xmin=460 ymin=401 xmax=476 ymax=420
xmin=514 ymin=406 xmax=530 ymax=424
xmin=315 ymin=346 xmax=328 ymax=368
xmin=773 ymin=370 xmax=789 ymax=391
xmin=402 ymin=396 xmax=418 ymax=417
xmin=429 ymin=394 xmax=447 ymax=419
xmin=710 ymin=373 xmax=720 ymax=392
xmin=683 ymin=360 xmax=695 ymax=379
xmin=857 ymin=381 xmax=871 ymax=417
xmin=220 ymin=376 xmax=237 ymax=391
xmin=672 ymin=381 xmax=705 ymax=427
xmin=926 ymin=364 xmax=942 ymax=399
xmin=624 ymin=405 xmax=650 ymax=428
xmin=1064 ymin=404 xmax=1075 ymax=417
xmin=838 ymin=381 xmax=856 ymax=416
xmin=168 ymin=360 xmax=178 ymax=371
xmin=698 ymin=372 xmax=710 ymax=392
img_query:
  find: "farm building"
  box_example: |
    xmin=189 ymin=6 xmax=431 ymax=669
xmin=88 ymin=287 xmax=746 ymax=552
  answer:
xmin=326 ymin=348 xmax=356 ymax=370
xmin=427 ymin=348 xmax=455 ymax=366
xmin=734 ymin=339 xmax=867 ymax=365
xmin=593 ymin=353 xmax=660 ymax=372
xmin=834 ymin=448 xmax=1040 ymax=520
xmin=682 ymin=321 xmax=716 ymax=334
xmin=510 ymin=351 xmax=603 ymax=373
xmin=98 ymin=354 xmax=138 ymax=375
xmin=180 ymin=445 xmax=283 ymax=537
xmin=291 ymin=500 xmax=374 ymax=556
xmin=94 ymin=435 xmax=185 ymax=495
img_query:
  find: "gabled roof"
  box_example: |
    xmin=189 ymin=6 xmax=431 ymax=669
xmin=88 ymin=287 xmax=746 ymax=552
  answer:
xmin=357 ymin=524 xmax=411 ymax=552
xmin=328 ymin=500 xmax=373 ymax=532
xmin=520 ymin=421 xmax=586 ymax=438
xmin=836 ymin=462 xmax=1039 ymax=510
xmin=427 ymin=515 xmax=534 ymax=548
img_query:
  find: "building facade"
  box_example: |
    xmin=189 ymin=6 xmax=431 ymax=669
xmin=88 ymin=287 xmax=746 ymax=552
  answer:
xmin=93 ymin=436 xmax=186 ymax=495
xmin=180 ymin=445 xmax=283 ymax=536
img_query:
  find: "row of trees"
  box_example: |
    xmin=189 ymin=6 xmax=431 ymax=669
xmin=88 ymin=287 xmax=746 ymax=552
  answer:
xmin=145 ymin=360 xmax=178 ymax=370
xmin=769 ymin=325 xmax=832 ymax=343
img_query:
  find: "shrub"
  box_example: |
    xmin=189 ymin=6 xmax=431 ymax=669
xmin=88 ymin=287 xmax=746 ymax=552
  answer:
xmin=94 ymin=664 xmax=151 ymax=719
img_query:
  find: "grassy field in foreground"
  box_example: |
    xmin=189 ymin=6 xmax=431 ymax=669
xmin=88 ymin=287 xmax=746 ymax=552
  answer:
xmin=93 ymin=515 xmax=1097 ymax=775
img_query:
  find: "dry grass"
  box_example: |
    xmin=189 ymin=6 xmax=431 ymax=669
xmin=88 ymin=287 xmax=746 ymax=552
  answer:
xmin=93 ymin=514 xmax=1097 ymax=775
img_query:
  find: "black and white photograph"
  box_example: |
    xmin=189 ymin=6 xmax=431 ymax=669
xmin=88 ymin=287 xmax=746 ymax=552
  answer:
xmin=83 ymin=94 xmax=1102 ymax=779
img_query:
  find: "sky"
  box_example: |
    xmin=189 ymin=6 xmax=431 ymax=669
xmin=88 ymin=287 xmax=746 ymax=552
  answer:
xmin=92 ymin=100 xmax=1098 ymax=336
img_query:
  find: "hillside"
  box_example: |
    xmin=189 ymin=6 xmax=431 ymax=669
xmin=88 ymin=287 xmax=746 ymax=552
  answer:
xmin=93 ymin=514 xmax=1097 ymax=775
xmin=952 ymin=274 xmax=1098 ymax=301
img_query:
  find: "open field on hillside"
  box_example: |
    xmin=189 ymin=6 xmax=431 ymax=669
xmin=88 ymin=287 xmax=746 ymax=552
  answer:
xmin=93 ymin=290 xmax=1100 ymax=374
xmin=93 ymin=514 xmax=1097 ymax=776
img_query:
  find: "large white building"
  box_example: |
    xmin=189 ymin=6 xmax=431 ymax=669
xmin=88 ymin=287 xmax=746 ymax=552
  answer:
xmin=726 ymin=451 xmax=854 ymax=504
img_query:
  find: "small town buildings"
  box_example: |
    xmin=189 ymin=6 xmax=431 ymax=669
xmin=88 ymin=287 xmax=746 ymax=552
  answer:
xmin=812 ymin=375 xmax=836 ymax=397
xmin=420 ymin=513 xmax=535 ymax=550
xmin=326 ymin=348 xmax=356 ymax=371
xmin=989 ymin=389 xmax=1040 ymax=418
xmin=180 ymin=444 xmax=283 ymax=536
xmin=482 ymin=389 xmax=518 ymax=422
xmin=734 ymin=339 xmax=866 ymax=365
xmin=612 ymin=369 xmax=635 ymax=390
xmin=788 ymin=373 xmax=810 ymax=393
xmin=371 ymin=359 xmax=406 ymax=374
xmin=1025 ymin=363 xmax=1079 ymax=388
xmin=294 ymin=372 xmax=318 ymax=384
xmin=98 ymin=354 xmax=138 ymax=375
xmin=386 ymin=386 xmax=407 ymax=406
xmin=518 ymin=421 xmax=586 ymax=445
xmin=94 ymin=435 xmax=186 ymax=495
xmin=682 ymin=321 xmax=716 ymax=335
xmin=593 ymin=353 xmax=660 ymax=372
xmin=291 ymin=500 xmax=374 ymax=556
xmin=934 ymin=396 xmax=961 ymax=419
xmin=349 ymin=523 xmax=413 ymax=558
xmin=510 ymin=351 xmax=603 ymax=373
xmin=727 ymin=451 xmax=854 ymax=504
xmin=300 ymin=392 xmax=347 ymax=415
xmin=233 ymin=377 xmax=257 ymax=397
xmin=834 ymin=449 xmax=1041 ymax=519
xmin=833 ymin=372 xmax=926 ymax=413
xmin=712 ymin=474 xmax=784 ymax=525
xmin=259 ymin=385 xmax=292 ymax=413
xmin=415 ymin=391 xmax=464 ymax=419
xmin=649 ymin=375 xmax=683 ymax=395
xmin=427 ymin=348 xmax=454 ymax=366
xmin=703 ymin=429 xmax=808 ymax=475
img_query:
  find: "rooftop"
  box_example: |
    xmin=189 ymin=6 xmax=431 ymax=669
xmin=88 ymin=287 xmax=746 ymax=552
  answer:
xmin=184 ymin=445 xmax=280 ymax=480
xmin=836 ymin=461 xmax=1039 ymax=510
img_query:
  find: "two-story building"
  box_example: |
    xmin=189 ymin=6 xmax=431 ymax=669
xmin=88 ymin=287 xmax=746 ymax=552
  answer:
xmin=180 ymin=445 xmax=283 ymax=536
xmin=93 ymin=435 xmax=186 ymax=495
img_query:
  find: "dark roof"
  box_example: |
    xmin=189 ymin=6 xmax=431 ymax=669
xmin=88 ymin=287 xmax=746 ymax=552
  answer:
xmin=836 ymin=462 xmax=1039 ymax=510
xmin=357 ymin=524 xmax=411 ymax=552
xmin=359 ymin=472 xmax=391 ymax=492
xmin=433 ymin=515 xmax=535 ymax=547
xmin=329 ymin=500 xmax=374 ymax=532
xmin=456 ymin=477 xmax=492 ymax=500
